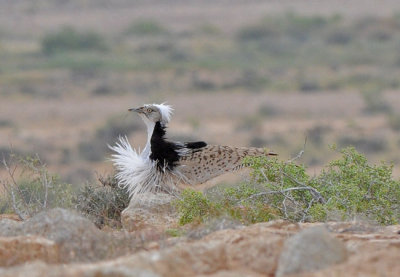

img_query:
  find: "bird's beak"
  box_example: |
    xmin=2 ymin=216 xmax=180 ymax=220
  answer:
xmin=128 ymin=107 xmax=144 ymax=113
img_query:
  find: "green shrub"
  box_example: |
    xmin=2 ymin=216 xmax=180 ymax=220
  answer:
xmin=258 ymin=104 xmax=279 ymax=117
xmin=237 ymin=23 xmax=278 ymax=41
xmin=338 ymin=135 xmax=387 ymax=153
xmin=306 ymin=125 xmax=331 ymax=147
xmin=222 ymin=183 xmax=279 ymax=224
xmin=125 ymin=20 xmax=167 ymax=36
xmin=175 ymin=189 xmax=220 ymax=225
xmin=0 ymin=119 xmax=13 ymax=128
xmin=387 ymin=113 xmax=400 ymax=131
xmin=361 ymin=88 xmax=392 ymax=114
xmin=41 ymin=26 xmax=107 ymax=55
xmin=313 ymin=147 xmax=399 ymax=224
xmin=237 ymin=12 xmax=332 ymax=43
xmin=195 ymin=24 xmax=221 ymax=36
xmin=248 ymin=147 xmax=400 ymax=224
xmin=325 ymin=28 xmax=353 ymax=45
xmin=176 ymin=147 xmax=400 ymax=225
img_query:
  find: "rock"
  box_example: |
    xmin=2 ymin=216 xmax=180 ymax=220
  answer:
xmin=0 ymin=218 xmax=21 ymax=235
xmin=0 ymin=208 xmax=117 ymax=262
xmin=0 ymin=261 xmax=161 ymax=277
xmin=187 ymin=217 xmax=243 ymax=240
xmin=305 ymin=245 xmax=400 ymax=277
xmin=0 ymin=222 xmax=285 ymax=277
xmin=0 ymin=236 xmax=59 ymax=267
xmin=121 ymin=193 xmax=177 ymax=232
xmin=276 ymin=226 xmax=348 ymax=277
xmin=0 ymin=221 xmax=399 ymax=276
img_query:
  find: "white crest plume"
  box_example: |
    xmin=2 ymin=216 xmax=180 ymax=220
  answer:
xmin=153 ymin=103 xmax=173 ymax=124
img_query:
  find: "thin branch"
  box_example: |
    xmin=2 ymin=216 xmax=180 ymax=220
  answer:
xmin=287 ymin=137 xmax=307 ymax=163
xmin=2 ymin=157 xmax=30 ymax=216
xmin=239 ymin=186 xmax=322 ymax=203
xmin=282 ymin=196 xmax=289 ymax=218
xmin=300 ymin=198 xmax=315 ymax=223
xmin=1 ymin=180 xmax=25 ymax=220
xmin=42 ymin=170 xmax=49 ymax=209
xmin=282 ymin=172 xmax=326 ymax=204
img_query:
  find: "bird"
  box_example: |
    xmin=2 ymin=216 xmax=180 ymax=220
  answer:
xmin=110 ymin=103 xmax=277 ymax=200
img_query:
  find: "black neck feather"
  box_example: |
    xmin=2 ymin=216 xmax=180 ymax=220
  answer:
xmin=149 ymin=121 xmax=207 ymax=172
xmin=149 ymin=122 xmax=180 ymax=171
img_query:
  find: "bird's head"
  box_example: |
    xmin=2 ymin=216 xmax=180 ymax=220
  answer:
xmin=129 ymin=103 xmax=173 ymax=125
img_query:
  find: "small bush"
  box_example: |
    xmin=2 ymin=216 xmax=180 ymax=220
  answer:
xmin=236 ymin=13 xmax=330 ymax=43
xmin=237 ymin=24 xmax=278 ymax=41
xmin=387 ymin=113 xmax=400 ymax=131
xmin=125 ymin=20 xmax=167 ymax=36
xmin=74 ymin=174 xmax=129 ymax=228
xmin=236 ymin=116 xmax=262 ymax=132
xmin=325 ymin=28 xmax=353 ymax=45
xmin=41 ymin=26 xmax=107 ymax=55
xmin=311 ymin=147 xmax=400 ymax=224
xmin=175 ymin=189 xmax=220 ymax=225
xmin=92 ymin=84 xmax=113 ymax=96
xmin=361 ymin=88 xmax=392 ymax=114
xmin=1 ymin=154 xmax=75 ymax=219
xmin=299 ymin=79 xmax=322 ymax=93
xmin=237 ymin=70 xmax=270 ymax=90
xmin=249 ymin=137 xmax=267 ymax=148
xmin=97 ymin=116 xmax=141 ymax=142
xmin=192 ymin=77 xmax=216 ymax=91
xmin=175 ymin=185 xmax=278 ymax=226
xmin=0 ymin=119 xmax=13 ymax=128
xmin=338 ymin=135 xmax=387 ymax=153
xmin=258 ymin=104 xmax=279 ymax=117
xmin=306 ymin=125 xmax=331 ymax=146
xmin=195 ymin=24 xmax=221 ymax=36
xmin=222 ymin=183 xmax=279 ymax=224
xmin=78 ymin=141 xmax=105 ymax=162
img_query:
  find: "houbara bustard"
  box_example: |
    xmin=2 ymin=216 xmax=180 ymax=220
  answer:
xmin=110 ymin=103 xmax=277 ymax=199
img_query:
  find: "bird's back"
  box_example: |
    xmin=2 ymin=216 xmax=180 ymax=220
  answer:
xmin=177 ymin=144 xmax=276 ymax=185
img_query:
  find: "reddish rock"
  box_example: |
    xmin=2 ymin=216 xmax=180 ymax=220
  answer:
xmin=0 ymin=214 xmax=21 ymax=221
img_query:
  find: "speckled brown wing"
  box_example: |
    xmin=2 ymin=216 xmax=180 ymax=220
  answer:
xmin=176 ymin=145 xmax=277 ymax=185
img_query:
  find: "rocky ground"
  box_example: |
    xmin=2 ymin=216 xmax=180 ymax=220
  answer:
xmin=0 ymin=198 xmax=399 ymax=277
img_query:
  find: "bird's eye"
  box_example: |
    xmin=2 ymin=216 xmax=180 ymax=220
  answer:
xmin=146 ymin=108 xmax=152 ymax=113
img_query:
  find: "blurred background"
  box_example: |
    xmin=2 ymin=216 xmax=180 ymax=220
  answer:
xmin=1 ymin=0 xmax=400 ymax=185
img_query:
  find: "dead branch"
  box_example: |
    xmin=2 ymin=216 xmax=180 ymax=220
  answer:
xmin=287 ymin=137 xmax=307 ymax=163
xmin=2 ymin=156 xmax=29 ymax=219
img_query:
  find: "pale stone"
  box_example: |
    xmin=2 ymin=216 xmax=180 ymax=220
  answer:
xmin=276 ymin=226 xmax=348 ymax=277
xmin=121 ymin=193 xmax=177 ymax=232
